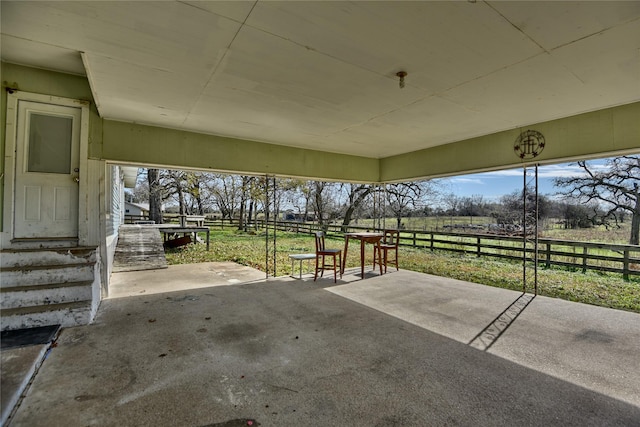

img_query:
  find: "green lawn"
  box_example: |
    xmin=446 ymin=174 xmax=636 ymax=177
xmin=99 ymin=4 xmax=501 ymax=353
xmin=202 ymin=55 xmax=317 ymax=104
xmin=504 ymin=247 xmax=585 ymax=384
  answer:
xmin=165 ymin=228 xmax=640 ymax=313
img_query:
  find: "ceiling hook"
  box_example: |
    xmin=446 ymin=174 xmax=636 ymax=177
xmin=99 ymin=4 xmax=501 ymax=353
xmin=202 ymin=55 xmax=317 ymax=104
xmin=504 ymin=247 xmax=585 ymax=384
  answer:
xmin=396 ymin=71 xmax=407 ymax=89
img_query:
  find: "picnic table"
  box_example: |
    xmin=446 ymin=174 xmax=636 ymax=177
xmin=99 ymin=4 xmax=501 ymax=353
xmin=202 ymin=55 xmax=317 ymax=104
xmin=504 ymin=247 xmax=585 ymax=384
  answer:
xmin=158 ymin=226 xmax=210 ymax=250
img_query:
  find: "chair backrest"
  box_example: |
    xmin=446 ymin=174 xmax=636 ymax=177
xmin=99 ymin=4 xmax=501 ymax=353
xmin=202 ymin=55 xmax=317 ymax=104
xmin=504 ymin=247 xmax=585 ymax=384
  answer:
xmin=384 ymin=230 xmax=399 ymax=247
xmin=315 ymin=231 xmax=326 ymax=252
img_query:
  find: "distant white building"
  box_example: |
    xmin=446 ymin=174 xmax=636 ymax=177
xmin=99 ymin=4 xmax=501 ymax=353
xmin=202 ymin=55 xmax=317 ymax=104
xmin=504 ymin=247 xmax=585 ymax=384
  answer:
xmin=125 ymin=202 xmax=150 ymax=217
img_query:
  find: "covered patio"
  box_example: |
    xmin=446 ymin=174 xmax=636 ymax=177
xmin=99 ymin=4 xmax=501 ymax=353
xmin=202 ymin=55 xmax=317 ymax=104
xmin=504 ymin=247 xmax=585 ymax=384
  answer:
xmin=1 ymin=2 xmax=639 ymax=425
xmin=6 ymin=264 xmax=640 ymax=426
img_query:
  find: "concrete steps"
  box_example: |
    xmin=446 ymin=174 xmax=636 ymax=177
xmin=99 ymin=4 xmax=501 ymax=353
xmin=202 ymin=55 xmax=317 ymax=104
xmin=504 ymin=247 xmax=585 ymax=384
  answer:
xmin=0 ymin=246 xmax=96 ymax=269
xmin=1 ymin=281 xmax=93 ymax=309
xmin=0 ymin=247 xmax=97 ymax=331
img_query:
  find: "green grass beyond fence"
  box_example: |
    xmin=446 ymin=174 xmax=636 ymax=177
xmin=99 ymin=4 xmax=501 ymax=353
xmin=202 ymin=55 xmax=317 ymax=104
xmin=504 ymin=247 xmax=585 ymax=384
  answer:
xmin=164 ymin=228 xmax=640 ymax=314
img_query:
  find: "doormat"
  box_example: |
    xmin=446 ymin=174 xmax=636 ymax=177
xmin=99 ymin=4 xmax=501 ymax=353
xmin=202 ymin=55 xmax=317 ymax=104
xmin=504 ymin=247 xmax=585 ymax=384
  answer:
xmin=0 ymin=325 xmax=61 ymax=350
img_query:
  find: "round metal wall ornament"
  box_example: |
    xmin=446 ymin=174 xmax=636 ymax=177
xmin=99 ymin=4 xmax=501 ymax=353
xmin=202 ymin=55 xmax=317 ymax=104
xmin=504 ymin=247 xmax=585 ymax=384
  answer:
xmin=514 ymin=130 xmax=545 ymax=159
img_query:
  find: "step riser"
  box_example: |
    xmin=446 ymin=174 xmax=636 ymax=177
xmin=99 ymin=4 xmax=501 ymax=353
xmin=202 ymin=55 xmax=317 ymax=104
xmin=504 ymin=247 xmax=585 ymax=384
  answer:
xmin=1 ymin=265 xmax=95 ymax=287
xmin=1 ymin=286 xmax=92 ymax=309
xmin=5 ymin=240 xmax=80 ymax=251
xmin=1 ymin=306 xmax=91 ymax=330
xmin=1 ymin=250 xmax=96 ymax=269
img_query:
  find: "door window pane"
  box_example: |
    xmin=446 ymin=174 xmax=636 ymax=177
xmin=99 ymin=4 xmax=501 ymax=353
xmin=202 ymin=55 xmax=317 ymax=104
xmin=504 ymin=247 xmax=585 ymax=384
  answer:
xmin=27 ymin=113 xmax=73 ymax=174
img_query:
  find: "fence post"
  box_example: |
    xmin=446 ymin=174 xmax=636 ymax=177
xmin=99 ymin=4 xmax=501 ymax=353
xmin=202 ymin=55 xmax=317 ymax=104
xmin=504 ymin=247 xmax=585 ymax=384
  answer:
xmin=546 ymin=243 xmax=551 ymax=268
xmin=413 ymin=232 xmax=416 ymax=246
xmin=623 ymin=249 xmax=630 ymax=281
xmin=477 ymin=237 xmax=481 ymax=257
xmin=582 ymin=246 xmax=588 ymax=273
xmin=430 ymin=233 xmax=434 ymax=251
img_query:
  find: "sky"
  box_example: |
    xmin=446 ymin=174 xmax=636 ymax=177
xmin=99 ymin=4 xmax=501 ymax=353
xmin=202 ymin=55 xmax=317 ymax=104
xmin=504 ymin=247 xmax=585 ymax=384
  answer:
xmin=434 ymin=159 xmax=610 ymax=202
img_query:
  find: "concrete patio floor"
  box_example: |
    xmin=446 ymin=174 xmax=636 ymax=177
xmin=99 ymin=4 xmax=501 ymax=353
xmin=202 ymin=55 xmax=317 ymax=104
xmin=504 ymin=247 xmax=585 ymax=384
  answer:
xmin=7 ymin=263 xmax=640 ymax=426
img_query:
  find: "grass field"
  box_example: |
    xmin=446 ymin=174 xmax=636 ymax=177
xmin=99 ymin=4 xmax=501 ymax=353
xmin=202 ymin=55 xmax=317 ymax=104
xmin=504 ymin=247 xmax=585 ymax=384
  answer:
xmin=353 ymin=216 xmax=633 ymax=244
xmin=165 ymin=228 xmax=640 ymax=313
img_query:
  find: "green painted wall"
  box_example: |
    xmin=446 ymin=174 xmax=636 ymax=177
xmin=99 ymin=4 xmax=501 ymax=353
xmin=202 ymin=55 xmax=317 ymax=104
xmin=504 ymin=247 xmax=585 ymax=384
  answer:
xmin=104 ymin=103 xmax=639 ymax=184
xmin=0 ymin=63 xmax=101 ymax=151
xmin=102 ymin=120 xmax=379 ymax=183
xmin=380 ymin=102 xmax=640 ymax=182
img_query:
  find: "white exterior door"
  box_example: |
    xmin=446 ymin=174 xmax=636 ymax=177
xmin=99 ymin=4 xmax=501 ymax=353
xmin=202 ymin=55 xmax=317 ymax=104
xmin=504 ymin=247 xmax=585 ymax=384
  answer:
xmin=13 ymin=101 xmax=81 ymax=239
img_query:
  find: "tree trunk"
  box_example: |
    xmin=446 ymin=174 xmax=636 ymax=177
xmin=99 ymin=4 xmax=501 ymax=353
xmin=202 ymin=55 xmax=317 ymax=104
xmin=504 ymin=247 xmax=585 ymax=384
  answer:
xmin=341 ymin=205 xmax=356 ymax=232
xmin=631 ymin=212 xmax=639 ymax=245
xmin=194 ymin=180 xmax=204 ymax=215
xmin=176 ymin=183 xmax=186 ymax=216
xmin=147 ymin=168 xmax=163 ymax=224
xmin=238 ymin=176 xmax=250 ymax=231
xmin=341 ymin=185 xmax=372 ymax=232
xmin=238 ymin=198 xmax=245 ymax=231
xmin=247 ymin=200 xmax=254 ymax=230
xmin=196 ymin=196 xmax=204 ymax=215
xmin=630 ymin=184 xmax=640 ymax=245
xmin=314 ymin=182 xmax=327 ymax=231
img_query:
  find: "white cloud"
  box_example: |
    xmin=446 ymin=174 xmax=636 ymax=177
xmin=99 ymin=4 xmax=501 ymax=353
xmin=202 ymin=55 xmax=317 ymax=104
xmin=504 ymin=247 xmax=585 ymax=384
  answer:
xmin=432 ymin=158 xmax=615 ymax=198
xmin=538 ymin=164 xmax=584 ymax=179
xmin=471 ymin=160 xmax=608 ymax=180
xmin=448 ymin=177 xmax=485 ymax=185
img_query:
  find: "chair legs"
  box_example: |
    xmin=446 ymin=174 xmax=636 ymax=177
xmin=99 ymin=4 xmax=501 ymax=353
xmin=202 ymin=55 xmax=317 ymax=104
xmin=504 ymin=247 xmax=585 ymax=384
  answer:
xmin=373 ymin=246 xmax=398 ymax=273
xmin=373 ymin=246 xmax=379 ymax=271
xmin=373 ymin=246 xmax=386 ymax=272
xmin=385 ymin=247 xmax=398 ymax=272
xmin=314 ymin=253 xmax=342 ymax=283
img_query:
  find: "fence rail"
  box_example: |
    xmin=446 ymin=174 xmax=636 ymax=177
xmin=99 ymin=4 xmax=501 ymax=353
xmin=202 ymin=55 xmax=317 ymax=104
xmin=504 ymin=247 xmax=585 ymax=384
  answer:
xmin=259 ymin=219 xmax=640 ymax=280
xmin=124 ymin=215 xmax=639 ymax=279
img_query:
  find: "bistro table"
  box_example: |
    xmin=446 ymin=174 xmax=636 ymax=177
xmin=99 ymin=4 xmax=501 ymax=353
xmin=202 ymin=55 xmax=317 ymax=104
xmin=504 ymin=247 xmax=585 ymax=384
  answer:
xmin=341 ymin=232 xmax=384 ymax=278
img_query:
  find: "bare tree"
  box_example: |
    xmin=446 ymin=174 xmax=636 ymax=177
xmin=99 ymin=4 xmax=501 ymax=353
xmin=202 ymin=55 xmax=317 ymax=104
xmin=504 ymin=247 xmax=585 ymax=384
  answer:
xmin=385 ymin=181 xmax=431 ymax=229
xmin=162 ymin=170 xmax=188 ymax=216
xmin=237 ymin=176 xmax=252 ymax=230
xmin=287 ymin=180 xmax=315 ymax=221
xmin=340 ymin=183 xmax=373 ymax=231
xmin=209 ymin=174 xmax=242 ymax=220
xmin=459 ymin=195 xmax=487 ymax=218
xmin=558 ymin=202 xmax=599 ymax=229
xmin=494 ymin=188 xmax=551 ymax=233
xmin=554 ymin=156 xmax=640 ymax=244
xmin=130 ymin=177 xmax=149 ymax=203
xmin=137 ymin=169 xmax=249 ymax=222
xmin=184 ymin=172 xmax=205 ymax=215
xmin=441 ymin=193 xmax=460 ymax=228
xmin=312 ymin=181 xmax=340 ymax=230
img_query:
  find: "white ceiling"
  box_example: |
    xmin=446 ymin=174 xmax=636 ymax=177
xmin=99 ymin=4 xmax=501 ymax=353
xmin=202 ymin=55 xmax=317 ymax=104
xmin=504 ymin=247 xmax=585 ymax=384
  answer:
xmin=2 ymin=1 xmax=639 ymax=158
